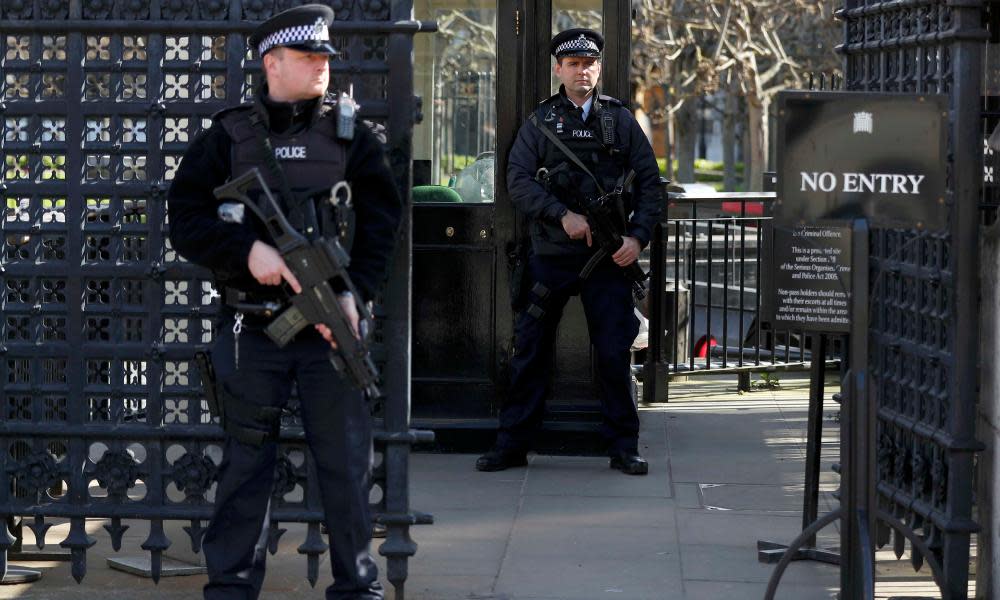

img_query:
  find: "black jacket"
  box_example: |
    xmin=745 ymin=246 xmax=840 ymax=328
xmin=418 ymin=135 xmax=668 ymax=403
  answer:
xmin=167 ymin=92 xmax=403 ymax=303
xmin=507 ymin=88 xmax=662 ymax=256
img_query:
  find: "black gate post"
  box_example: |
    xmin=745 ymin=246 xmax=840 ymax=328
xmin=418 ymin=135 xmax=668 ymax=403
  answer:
xmin=642 ymin=222 xmax=669 ymax=404
xmin=942 ymin=1 xmax=987 ymax=596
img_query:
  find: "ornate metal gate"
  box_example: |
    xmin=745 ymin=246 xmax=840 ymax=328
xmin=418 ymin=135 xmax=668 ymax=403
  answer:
xmin=0 ymin=0 xmax=432 ymax=596
xmin=763 ymin=2 xmax=985 ymax=597
xmin=839 ymin=1 xmax=984 ymax=597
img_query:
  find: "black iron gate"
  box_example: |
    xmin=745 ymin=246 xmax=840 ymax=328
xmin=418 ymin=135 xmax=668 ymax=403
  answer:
xmin=0 ymin=0 xmax=432 ymax=596
xmin=840 ymin=1 xmax=984 ymax=596
xmin=765 ymin=1 xmax=985 ymax=597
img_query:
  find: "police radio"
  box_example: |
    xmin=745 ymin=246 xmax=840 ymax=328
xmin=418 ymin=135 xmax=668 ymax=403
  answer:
xmin=337 ymin=84 xmax=358 ymax=141
xmin=600 ymin=112 xmax=615 ymax=147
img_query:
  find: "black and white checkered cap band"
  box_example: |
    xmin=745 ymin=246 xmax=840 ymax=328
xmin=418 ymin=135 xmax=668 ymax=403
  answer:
xmin=556 ymin=34 xmax=600 ymax=56
xmin=258 ymin=16 xmax=330 ymax=55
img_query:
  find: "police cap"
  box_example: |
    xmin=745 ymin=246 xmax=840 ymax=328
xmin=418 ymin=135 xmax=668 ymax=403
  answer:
xmin=550 ymin=28 xmax=603 ymax=59
xmin=249 ymin=4 xmax=337 ymax=58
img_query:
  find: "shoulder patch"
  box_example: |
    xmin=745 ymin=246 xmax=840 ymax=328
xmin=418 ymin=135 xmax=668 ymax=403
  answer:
xmin=535 ymin=101 xmax=561 ymax=123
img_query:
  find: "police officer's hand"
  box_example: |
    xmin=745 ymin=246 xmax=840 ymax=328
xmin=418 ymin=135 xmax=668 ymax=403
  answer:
xmin=314 ymin=293 xmax=360 ymax=350
xmin=613 ymin=236 xmax=641 ymax=267
xmin=248 ymin=241 xmax=302 ymax=293
xmin=561 ymin=210 xmax=592 ymax=246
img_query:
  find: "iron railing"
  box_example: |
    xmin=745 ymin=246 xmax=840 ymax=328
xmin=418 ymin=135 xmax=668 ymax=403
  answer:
xmin=433 ymin=70 xmax=495 ymax=187
xmin=642 ymin=191 xmax=842 ymax=404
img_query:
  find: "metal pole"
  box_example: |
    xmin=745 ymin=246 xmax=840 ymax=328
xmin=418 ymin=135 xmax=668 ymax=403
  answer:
xmin=842 ymin=218 xmax=871 ymax=599
xmin=803 ymin=334 xmax=828 ymax=546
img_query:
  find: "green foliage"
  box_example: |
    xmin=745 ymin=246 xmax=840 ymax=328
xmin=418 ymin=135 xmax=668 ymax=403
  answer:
xmin=694 ymin=158 xmax=744 ymax=174
xmin=439 ymin=154 xmax=482 ymax=186
xmin=658 ymin=158 xmax=746 ymax=191
xmin=750 ymin=372 xmax=781 ymax=390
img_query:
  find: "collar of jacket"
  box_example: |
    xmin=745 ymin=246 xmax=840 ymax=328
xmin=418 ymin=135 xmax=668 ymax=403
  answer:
xmin=556 ymin=84 xmax=602 ymax=121
xmin=253 ymin=82 xmax=324 ymax=134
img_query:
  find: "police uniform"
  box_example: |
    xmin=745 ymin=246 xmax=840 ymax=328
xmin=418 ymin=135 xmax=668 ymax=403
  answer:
xmin=477 ymin=29 xmax=662 ymax=475
xmin=166 ymin=5 xmax=401 ymax=599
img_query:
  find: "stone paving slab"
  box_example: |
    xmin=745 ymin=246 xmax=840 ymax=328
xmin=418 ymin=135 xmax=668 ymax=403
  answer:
xmin=521 ymin=453 xmax=673 ymax=499
xmin=0 ymin=376 xmax=947 ymax=599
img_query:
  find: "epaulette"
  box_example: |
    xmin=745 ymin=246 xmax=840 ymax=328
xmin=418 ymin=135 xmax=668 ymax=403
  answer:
xmin=597 ymin=94 xmax=623 ymax=107
xmin=538 ymin=93 xmax=561 ymax=107
xmin=210 ymin=103 xmax=254 ymax=122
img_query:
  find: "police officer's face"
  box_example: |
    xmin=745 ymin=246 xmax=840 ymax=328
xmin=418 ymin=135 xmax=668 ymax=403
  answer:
xmin=554 ymin=56 xmax=601 ymax=99
xmin=264 ymin=47 xmax=330 ymax=102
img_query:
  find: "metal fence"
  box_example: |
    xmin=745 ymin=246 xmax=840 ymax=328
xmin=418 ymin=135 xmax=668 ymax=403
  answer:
xmin=641 ymin=191 xmax=842 ymax=404
xmin=0 ymin=1 xmax=432 ymax=597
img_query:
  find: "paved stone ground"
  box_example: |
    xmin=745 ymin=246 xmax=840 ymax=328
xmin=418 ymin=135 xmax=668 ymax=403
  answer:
xmin=0 ymin=375 xmax=961 ymax=599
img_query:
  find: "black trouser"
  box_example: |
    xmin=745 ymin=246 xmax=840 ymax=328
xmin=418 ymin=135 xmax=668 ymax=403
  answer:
xmin=203 ymin=317 xmax=382 ymax=600
xmin=497 ymin=254 xmax=641 ymax=454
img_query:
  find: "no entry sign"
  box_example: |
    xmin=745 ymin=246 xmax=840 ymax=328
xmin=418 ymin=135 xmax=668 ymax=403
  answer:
xmin=767 ymin=91 xmax=947 ymax=332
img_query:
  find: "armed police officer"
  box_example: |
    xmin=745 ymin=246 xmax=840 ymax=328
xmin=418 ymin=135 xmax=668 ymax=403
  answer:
xmin=167 ymin=5 xmax=401 ymax=599
xmin=476 ymin=29 xmax=661 ymax=476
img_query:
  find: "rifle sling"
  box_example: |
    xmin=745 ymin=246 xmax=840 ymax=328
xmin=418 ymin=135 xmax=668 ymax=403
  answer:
xmin=579 ymin=248 xmax=608 ymax=280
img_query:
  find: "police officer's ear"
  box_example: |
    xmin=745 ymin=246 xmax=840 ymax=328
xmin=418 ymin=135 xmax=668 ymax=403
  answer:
xmin=262 ymin=47 xmax=285 ymax=79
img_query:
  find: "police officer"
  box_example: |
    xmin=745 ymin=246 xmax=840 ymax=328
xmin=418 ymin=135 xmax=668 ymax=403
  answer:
xmin=476 ymin=28 xmax=661 ymax=476
xmin=167 ymin=5 xmax=401 ymax=599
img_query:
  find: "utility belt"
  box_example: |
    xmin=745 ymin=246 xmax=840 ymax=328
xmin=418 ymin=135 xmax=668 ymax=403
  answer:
xmin=223 ymin=287 xmax=285 ymax=321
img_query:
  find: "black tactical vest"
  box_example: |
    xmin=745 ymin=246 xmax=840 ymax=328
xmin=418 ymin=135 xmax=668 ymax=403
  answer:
xmin=536 ymin=94 xmax=627 ymax=204
xmin=217 ymin=103 xmax=348 ymax=237
xmin=212 ymin=101 xmax=350 ymax=297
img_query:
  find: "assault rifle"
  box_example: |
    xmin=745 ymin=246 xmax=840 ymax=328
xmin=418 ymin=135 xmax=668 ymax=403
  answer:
xmin=577 ymin=182 xmax=651 ymax=317
xmin=214 ymin=168 xmax=381 ymax=398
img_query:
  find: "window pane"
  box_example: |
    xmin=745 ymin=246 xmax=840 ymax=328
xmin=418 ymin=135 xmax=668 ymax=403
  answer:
xmin=413 ymin=0 xmax=497 ymax=203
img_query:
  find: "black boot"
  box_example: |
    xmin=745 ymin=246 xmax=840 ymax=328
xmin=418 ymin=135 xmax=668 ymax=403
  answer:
xmin=475 ymin=448 xmax=528 ymax=472
xmin=609 ymin=450 xmax=648 ymax=475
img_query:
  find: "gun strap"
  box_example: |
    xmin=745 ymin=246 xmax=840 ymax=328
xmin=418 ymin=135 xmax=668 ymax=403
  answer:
xmin=579 ymin=248 xmax=608 ymax=280
xmin=617 ymin=169 xmax=637 ymax=193
xmin=248 ymin=109 xmax=318 ymax=235
xmin=529 ymin=112 xmax=606 ymax=196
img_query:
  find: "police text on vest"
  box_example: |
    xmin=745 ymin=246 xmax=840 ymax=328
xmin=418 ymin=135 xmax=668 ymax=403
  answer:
xmin=275 ymin=146 xmax=307 ymax=159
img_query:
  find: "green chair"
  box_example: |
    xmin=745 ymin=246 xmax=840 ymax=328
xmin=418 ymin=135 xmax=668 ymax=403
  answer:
xmin=412 ymin=185 xmax=462 ymax=203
